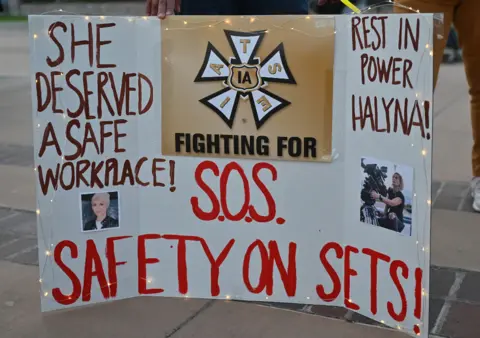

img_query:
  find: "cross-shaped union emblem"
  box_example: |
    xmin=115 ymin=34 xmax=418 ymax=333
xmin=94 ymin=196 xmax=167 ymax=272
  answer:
xmin=194 ymin=30 xmax=297 ymax=129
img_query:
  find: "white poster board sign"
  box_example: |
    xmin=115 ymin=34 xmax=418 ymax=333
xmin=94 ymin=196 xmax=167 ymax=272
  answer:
xmin=29 ymin=13 xmax=433 ymax=338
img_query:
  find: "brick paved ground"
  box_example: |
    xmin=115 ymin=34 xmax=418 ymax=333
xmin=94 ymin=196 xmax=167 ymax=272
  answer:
xmin=1 ymin=201 xmax=480 ymax=337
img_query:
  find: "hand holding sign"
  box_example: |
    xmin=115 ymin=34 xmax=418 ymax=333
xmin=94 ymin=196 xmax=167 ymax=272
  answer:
xmin=146 ymin=0 xmax=180 ymax=18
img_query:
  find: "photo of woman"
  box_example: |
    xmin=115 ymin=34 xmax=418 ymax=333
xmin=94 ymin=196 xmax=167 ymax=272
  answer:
xmin=359 ymin=157 xmax=414 ymax=236
xmin=370 ymin=172 xmax=406 ymax=233
xmin=81 ymin=192 xmax=120 ymax=232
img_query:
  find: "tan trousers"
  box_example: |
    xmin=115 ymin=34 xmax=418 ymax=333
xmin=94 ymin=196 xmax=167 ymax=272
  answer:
xmin=395 ymin=0 xmax=480 ymax=177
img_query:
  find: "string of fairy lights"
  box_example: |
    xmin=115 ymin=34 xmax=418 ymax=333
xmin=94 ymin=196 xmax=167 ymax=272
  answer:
xmin=31 ymin=2 xmax=441 ymax=335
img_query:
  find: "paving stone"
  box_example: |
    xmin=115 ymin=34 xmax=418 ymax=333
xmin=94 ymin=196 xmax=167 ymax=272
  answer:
xmin=0 ymin=144 xmax=33 ymax=167
xmin=0 ymin=232 xmax=17 ymax=247
xmin=440 ymin=301 xmax=480 ymax=338
xmin=433 ymin=181 xmax=469 ymax=211
xmin=457 ymin=271 xmax=480 ymax=303
xmin=0 ymin=236 xmax=37 ymax=259
xmin=0 ymin=211 xmax=37 ymax=235
xmin=428 ymin=298 xmax=445 ymax=332
xmin=442 ymin=181 xmax=471 ymax=197
xmin=430 ymin=267 xmax=456 ymax=298
xmin=270 ymin=302 xmax=305 ymax=311
xmin=460 ymin=195 xmax=477 ymax=213
xmin=0 ymin=208 xmax=19 ymax=222
xmin=434 ymin=194 xmax=463 ymax=211
xmin=348 ymin=311 xmax=380 ymax=326
xmin=310 ymin=305 xmax=347 ymax=319
xmin=432 ymin=180 xmax=441 ymax=198
xmin=10 ymin=246 xmax=39 ymax=266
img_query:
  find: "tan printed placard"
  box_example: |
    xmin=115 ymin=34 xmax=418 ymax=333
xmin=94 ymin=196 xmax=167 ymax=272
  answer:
xmin=161 ymin=16 xmax=335 ymax=162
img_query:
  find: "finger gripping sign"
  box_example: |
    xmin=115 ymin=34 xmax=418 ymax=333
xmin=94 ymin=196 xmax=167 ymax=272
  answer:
xmin=29 ymin=13 xmax=433 ymax=338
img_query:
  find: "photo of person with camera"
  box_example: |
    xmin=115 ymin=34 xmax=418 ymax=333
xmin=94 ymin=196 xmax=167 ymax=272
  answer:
xmin=360 ymin=157 xmax=413 ymax=236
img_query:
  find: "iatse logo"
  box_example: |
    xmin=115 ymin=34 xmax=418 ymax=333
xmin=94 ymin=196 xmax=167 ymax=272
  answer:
xmin=194 ymin=30 xmax=296 ymax=129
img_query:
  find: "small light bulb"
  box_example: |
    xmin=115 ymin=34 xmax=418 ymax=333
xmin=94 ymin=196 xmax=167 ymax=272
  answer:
xmin=147 ymin=277 xmax=153 ymax=284
xmin=427 ymin=200 xmax=432 ymax=205
xmin=416 ymin=241 xmax=419 ymax=244
xmin=429 ymin=50 xmax=434 ymax=56
xmin=45 ymin=250 xmax=51 ymax=256
xmin=85 ymin=16 xmax=89 ymax=20
xmin=39 ymin=279 xmax=42 ymax=283
xmin=422 ymin=247 xmax=426 ymax=252
xmin=208 ymin=25 xmax=212 ymax=28
xmin=33 ymin=34 xmax=38 ymax=39
xmin=425 ymin=43 xmax=430 ymax=49
xmin=306 ymin=16 xmax=311 ymax=20
xmin=100 ymin=16 xmax=105 ymax=19
xmin=36 ymin=209 xmax=40 ymax=215
xmin=37 ymin=123 xmax=40 ymax=128
xmin=143 ymin=16 xmax=147 ymax=20
xmin=381 ymin=320 xmax=385 ymax=324
xmin=34 ymin=167 xmax=37 ymax=171
xmin=44 ymin=291 xmax=49 ymax=297
xmin=225 ymin=19 xmax=231 ymax=24
xmin=266 ymin=296 xmax=269 ymax=300
xmin=183 ymin=21 xmax=187 ymax=25
xmin=128 ymin=18 xmax=133 ymax=22
xmin=250 ymin=17 xmax=255 ymax=23
xmin=226 ymin=295 xmax=231 ymax=300
xmin=421 ymin=149 xmax=427 ymax=156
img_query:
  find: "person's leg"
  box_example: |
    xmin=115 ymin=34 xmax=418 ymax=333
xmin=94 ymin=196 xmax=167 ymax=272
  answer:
xmin=179 ymin=0 xmax=238 ymax=15
xmin=245 ymin=0 xmax=309 ymax=15
xmin=394 ymin=0 xmax=456 ymax=88
xmin=377 ymin=217 xmax=396 ymax=231
xmin=452 ymin=0 xmax=480 ymax=211
xmin=394 ymin=217 xmax=405 ymax=233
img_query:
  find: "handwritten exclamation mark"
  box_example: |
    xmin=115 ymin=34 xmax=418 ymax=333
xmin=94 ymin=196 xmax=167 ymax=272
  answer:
xmin=424 ymin=101 xmax=430 ymax=140
xmin=413 ymin=267 xmax=423 ymax=336
xmin=169 ymin=160 xmax=176 ymax=192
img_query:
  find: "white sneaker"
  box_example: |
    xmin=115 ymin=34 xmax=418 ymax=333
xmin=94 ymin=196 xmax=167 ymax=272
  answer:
xmin=471 ymin=177 xmax=480 ymax=212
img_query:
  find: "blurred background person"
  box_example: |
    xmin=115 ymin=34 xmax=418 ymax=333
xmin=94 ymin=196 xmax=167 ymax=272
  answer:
xmin=394 ymin=0 xmax=479 ymax=212
xmin=444 ymin=26 xmax=462 ymax=64
xmin=146 ymin=0 xmax=309 ymax=17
